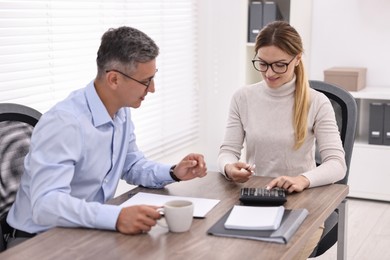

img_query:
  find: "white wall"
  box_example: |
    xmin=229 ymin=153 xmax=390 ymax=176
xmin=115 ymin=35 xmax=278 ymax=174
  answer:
xmin=310 ymin=0 xmax=390 ymax=87
xmin=290 ymin=0 xmax=313 ymax=74
xmin=198 ymin=0 xmax=247 ymax=171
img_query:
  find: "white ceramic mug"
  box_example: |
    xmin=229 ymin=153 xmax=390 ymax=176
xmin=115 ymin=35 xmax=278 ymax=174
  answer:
xmin=157 ymin=200 xmax=194 ymax=233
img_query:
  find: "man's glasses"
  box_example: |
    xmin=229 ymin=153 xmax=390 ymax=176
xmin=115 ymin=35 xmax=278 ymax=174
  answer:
xmin=252 ymin=56 xmax=296 ymax=74
xmin=106 ymin=69 xmax=158 ymax=88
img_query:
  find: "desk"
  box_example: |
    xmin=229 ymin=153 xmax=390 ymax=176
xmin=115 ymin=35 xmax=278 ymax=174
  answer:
xmin=0 ymin=172 xmax=348 ymax=260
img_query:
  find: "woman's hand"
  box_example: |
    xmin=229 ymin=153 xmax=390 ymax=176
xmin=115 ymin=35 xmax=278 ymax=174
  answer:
xmin=266 ymin=175 xmax=310 ymax=193
xmin=224 ymin=162 xmax=254 ymax=183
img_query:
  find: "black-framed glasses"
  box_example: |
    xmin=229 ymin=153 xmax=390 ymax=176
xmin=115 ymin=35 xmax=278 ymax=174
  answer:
xmin=106 ymin=69 xmax=158 ymax=88
xmin=252 ymin=56 xmax=296 ymax=74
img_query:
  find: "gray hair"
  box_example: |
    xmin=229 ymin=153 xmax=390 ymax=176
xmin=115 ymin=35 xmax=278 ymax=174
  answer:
xmin=96 ymin=26 xmax=159 ymax=76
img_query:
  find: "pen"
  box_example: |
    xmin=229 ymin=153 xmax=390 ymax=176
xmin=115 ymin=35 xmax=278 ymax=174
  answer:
xmin=246 ymin=164 xmax=256 ymax=175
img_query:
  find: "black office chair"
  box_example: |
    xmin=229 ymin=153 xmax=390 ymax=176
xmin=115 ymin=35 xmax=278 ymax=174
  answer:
xmin=0 ymin=103 xmax=41 ymax=252
xmin=308 ymin=80 xmax=358 ymax=257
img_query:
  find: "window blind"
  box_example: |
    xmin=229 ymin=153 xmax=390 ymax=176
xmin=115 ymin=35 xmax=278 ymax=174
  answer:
xmin=0 ymin=0 xmax=199 ymax=161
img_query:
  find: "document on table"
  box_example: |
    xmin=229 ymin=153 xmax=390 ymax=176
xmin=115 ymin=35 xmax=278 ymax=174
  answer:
xmin=120 ymin=192 xmax=220 ymax=218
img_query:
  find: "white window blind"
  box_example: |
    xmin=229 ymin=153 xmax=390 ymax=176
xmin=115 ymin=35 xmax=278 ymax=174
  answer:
xmin=0 ymin=0 xmax=199 ymax=161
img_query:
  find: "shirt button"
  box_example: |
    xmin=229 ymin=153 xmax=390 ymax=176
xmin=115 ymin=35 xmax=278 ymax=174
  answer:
xmin=104 ymin=179 xmax=108 ymax=183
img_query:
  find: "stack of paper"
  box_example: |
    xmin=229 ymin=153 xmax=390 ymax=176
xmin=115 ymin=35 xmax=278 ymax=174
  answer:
xmin=224 ymin=205 xmax=285 ymax=230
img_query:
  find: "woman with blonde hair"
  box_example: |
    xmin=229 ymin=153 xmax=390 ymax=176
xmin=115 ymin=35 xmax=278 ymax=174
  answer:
xmin=218 ymin=21 xmax=346 ymax=259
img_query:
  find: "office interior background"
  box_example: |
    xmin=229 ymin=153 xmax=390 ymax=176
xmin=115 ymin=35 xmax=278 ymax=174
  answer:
xmin=1 ymin=0 xmax=390 ymax=259
xmin=1 ymin=0 xmax=390 ymax=216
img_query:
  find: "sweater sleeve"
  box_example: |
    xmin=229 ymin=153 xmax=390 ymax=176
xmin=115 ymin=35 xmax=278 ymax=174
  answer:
xmin=218 ymin=89 xmax=246 ymax=177
xmin=302 ymin=92 xmax=347 ymax=187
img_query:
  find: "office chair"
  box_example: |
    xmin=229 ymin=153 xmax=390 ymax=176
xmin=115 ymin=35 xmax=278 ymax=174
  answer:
xmin=308 ymin=80 xmax=358 ymax=257
xmin=0 ymin=103 xmax=41 ymax=252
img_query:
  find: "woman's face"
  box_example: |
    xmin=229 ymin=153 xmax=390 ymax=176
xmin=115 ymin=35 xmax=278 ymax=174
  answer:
xmin=255 ymin=45 xmax=301 ymax=89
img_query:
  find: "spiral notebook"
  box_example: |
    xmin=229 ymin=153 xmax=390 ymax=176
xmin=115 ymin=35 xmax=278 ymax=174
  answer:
xmin=207 ymin=207 xmax=308 ymax=244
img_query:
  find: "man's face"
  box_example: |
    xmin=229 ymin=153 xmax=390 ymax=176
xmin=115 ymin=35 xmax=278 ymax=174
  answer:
xmin=115 ymin=59 xmax=157 ymax=108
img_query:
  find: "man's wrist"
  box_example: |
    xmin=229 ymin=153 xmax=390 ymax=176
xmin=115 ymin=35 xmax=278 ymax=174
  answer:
xmin=169 ymin=165 xmax=181 ymax=182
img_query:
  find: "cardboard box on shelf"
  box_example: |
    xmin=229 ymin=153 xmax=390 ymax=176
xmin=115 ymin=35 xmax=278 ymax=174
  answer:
xmin=324 ymin=67 xmax=367 ymax=92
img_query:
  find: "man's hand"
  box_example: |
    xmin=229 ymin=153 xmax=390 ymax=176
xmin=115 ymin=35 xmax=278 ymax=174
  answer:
xmin=266 ymin=175 xmax=310 ymax=193
xmin=173 ymin=153 xmax=207 ymax=181
xmin=224 ymin=162 xmax=253 ymax=183
xmin=116 ymin=205 xmax=161 ymax=235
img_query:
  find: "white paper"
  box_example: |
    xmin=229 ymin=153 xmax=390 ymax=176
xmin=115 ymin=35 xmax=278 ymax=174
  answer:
xmin=120 ymin=192 xmax=220 ymax=218
xmin=224 ymin=205 xmax=285 ymax=230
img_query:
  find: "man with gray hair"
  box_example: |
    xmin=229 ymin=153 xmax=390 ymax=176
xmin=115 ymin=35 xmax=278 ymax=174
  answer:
xmin=6 ymin=26 xmax=207 ymax=245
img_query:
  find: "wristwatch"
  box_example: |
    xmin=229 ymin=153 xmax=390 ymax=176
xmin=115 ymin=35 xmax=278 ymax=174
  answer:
xmin=169 ymin=165 xmax=181 ymax=182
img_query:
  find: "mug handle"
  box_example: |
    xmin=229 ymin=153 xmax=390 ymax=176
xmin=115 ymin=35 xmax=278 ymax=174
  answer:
xmin=156 ymin=208 xmax=168 ymax=228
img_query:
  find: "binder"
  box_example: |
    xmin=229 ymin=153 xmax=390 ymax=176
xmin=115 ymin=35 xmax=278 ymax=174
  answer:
xmin=262 ymin=1 xmax=282 ymax=27
xmin=207 ymin=207 xmax=308 ymax=244
xmin=248 ymin=1 xmax=263 ymax=43
xmin=384 ymin=103 xmax=390 ymax=145
xmin=368 ymin=103 xmax=385 ymax=145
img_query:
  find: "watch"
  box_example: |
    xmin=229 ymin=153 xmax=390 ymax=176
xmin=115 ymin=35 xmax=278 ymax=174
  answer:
xmin=169 ymin=165 xmax=180 ymax=182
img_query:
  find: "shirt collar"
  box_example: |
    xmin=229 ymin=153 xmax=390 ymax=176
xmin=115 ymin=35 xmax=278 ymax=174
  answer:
xmin=85 ymin=81 xmax=126 ymax=127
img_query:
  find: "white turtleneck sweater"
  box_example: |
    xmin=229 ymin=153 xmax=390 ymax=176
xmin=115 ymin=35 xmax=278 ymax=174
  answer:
xmin=218 ymin=78 xmax=346 ymax=188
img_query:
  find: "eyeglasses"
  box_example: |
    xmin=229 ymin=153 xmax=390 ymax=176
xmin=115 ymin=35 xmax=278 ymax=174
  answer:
xmin=106 ymin=69 xmax=158 ymax=88
xmin=252 ymin=56 xmax=296 ymax=74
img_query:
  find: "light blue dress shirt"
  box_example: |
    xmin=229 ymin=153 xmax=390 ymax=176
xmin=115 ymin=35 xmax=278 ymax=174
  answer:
xmin=7 ymin=81 xmax=174 ymax=233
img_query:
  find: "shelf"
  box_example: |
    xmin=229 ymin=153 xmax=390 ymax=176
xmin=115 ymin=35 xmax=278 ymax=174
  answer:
xmin=348 ymin=86 xmax=390 ymax=202
xmin=349 ymin=89 xmax=390 ymax=148
xmin=350 ymin=86 xmax=390 ymax=100
xmin=354 ymin=141 xmax=390 ymax=150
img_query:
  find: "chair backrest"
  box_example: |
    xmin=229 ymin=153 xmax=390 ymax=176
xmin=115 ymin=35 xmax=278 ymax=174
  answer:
xmin=309 ymin=80 xmax=358 ymax=257
xmin=0 ymin=103 xmax=41 ymax=251
xmin=309 ymin=80 xmax=358 ymax=185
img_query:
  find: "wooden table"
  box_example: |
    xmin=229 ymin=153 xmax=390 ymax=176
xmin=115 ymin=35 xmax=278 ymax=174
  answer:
xmin=0 ymin=172 xmax=348 ymax=260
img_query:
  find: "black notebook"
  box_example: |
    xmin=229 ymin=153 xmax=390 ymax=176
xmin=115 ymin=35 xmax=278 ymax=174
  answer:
xmin=207 ymin=207 xmax=308 ymax=244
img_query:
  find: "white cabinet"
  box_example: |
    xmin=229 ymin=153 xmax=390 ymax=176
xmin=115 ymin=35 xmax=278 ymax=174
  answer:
xmin=348 ymin=88 xmax=390 ymax=202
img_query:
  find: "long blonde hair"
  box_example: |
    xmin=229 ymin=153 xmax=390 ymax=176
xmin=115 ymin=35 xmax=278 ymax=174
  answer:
xmin=255 ymin=21 xmax=310 ymax=149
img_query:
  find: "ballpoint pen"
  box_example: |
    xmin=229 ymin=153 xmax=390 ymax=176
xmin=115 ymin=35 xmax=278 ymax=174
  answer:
xmin=246 ymin=164 xmax=256 ymax=176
